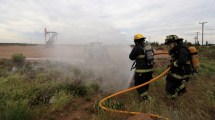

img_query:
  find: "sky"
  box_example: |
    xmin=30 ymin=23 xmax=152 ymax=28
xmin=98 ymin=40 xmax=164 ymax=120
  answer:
xmin=0 ymin=0 xmax=215 ymax=44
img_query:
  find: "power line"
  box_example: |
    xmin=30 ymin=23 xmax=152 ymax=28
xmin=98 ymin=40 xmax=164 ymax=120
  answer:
xmin=207 ymin=29 xmax=215 ymax=42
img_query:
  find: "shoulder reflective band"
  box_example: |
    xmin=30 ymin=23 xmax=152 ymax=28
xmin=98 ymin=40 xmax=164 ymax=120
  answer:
xmin=171 ymin=73 xmax=190 ymax=79
xmin=135 ymin=69 xmax=154 ymax=73
xmin=138 ymin=55 xmax=145 ymax=58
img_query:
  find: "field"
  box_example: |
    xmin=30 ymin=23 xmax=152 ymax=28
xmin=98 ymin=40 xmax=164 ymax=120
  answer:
xmin=0 ymin=44 xmax=83 ymax=59
xmin=0 ymin=44 xmax=214 ymax=120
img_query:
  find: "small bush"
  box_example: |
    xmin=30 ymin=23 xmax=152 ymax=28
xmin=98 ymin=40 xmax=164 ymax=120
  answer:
xmin=0 ymin=68 xmax=9 ymax=77
xmin=12 ymin=53 xmax=26 ymax=65
xmin=103 ymin=99 xmax=123 ymax=110
xmin=89 ymin=82 xmax=100 ymax=93
xmin=36 ymin=73 xmax=49 ymax=83
xmin=50 ymin=90 xmax=72 ymax=111
xmin=56 ymin=82 xmax=89 ymax=96
xmin=0 ymin=100 xmax=33 ymax=120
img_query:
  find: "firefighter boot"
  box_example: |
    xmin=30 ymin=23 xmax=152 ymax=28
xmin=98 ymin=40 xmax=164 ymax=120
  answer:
xmin=166 ymin=92 xmax=178 ymax=100
xmin=139 ymin=92 xmax=152 ymax=101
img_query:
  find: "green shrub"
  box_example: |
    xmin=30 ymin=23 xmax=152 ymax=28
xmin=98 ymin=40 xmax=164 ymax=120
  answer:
xmin=11 ymin=53 xmax=26 ymax=65
xmin=27 ymin=84 xmax=54 ymax=105
xmin=103 ymin=99 xmax=123 ymax=110
xmin=51 ymin=90 xmax=72 ymax=111
xmin=0 ymin=100 xmax=33 ymax=120
xmin=89 ymin=82 xmax=99 ymax=93
xmin=4 ymin=73 xmax=26 ymax=86
xmin=56 ymin=82 xmax=89 ymax=96
xmin=36 ymin=73 xmax=49 ymax=83
xmin=0 ymin=68 xmax=9 ymax=77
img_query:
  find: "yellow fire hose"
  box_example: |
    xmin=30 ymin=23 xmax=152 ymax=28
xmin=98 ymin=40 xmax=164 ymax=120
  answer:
xmin=99 ymin=52 xmax=170 ymax=119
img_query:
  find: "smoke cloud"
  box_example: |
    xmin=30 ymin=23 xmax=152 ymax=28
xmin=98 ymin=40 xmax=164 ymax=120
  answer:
xmin=49 ymin=43 xmax=134 ymax=92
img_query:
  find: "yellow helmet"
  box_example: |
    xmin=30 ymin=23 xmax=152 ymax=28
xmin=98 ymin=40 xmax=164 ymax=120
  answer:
xmin=134 ymin=34 xmax=146 ymax=41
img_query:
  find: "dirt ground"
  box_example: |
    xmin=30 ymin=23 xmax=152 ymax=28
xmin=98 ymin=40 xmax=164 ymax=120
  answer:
xmin=0 ymin=45 xmax=168 ymax=59
xmin=0 ymin=45 xmax=45 ymax=58
xmin=0 ymin=45 xmax=83 ymax=59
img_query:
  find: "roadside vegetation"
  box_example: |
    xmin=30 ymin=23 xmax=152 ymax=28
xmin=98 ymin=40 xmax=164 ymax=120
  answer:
xmin=0 ymin=46 xmax=214 ymax=120
xmin=0 ymin=55 xmax=100 ymax=120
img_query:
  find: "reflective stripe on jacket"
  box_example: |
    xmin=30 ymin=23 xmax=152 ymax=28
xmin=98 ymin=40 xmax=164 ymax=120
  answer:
xmin=135 ymin=68 xmax=154 ymax=73
xmin=169 ymin=43 xmax=192 ymax=75
xmin=170 ymin=73 xmax=191 ymax=79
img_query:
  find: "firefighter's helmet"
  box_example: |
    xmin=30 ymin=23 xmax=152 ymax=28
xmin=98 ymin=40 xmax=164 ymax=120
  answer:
xmin=134 ymin=34 xmax=146 ymax=41
xmin=165 ymin=35 xmax=183 ymax=45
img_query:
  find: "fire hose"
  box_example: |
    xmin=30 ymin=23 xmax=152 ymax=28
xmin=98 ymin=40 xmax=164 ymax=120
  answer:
xmin=99 ymin=52 xmax=170 ymax=119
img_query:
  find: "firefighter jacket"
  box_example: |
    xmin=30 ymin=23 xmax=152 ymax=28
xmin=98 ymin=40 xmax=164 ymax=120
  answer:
xmin=129 ymin=43 xmax=153 ymax=73
xmin=169 ymin=43 xmax=192 ymax=76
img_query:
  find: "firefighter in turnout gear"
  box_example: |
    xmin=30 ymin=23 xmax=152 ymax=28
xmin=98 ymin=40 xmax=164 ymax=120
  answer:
xmin=164 ymin=35 xmax=192 ymax=99
xmin=129 ymin=34 xmax=154 ymax=101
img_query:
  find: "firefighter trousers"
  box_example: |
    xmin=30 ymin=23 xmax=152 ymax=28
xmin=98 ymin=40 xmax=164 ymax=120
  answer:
xmin=165 ymin=73 xmax=187 ymax=97
xmin=134 ymin=72 xmax=153 ymax=96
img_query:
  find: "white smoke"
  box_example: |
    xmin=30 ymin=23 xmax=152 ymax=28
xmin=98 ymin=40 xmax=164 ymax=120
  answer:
xmin=48 ymin=43 xmax=134 ymax=93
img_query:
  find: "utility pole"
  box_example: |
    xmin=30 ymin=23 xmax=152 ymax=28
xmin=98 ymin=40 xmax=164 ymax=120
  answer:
xmin=194 ymin=36 xmax=197 ymax=45
xmin=195 ymin=32 xmax=200 ymax=45
xmin=199 ymin=22 xmax=207 ymax=46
